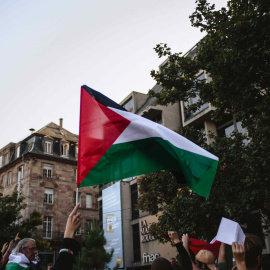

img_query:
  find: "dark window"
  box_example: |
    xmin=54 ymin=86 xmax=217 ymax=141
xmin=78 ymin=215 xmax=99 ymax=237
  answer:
xmin=43 ymin=216 xmax=53 ymax=239
xmin=86 ymin=220 xmax=92 ymax=235
xmin=99 ymin=200 xmax=103 ymax=228
xmin=123 ymin=98 xmax=133 ymax=112
xmin=132 ymin=224 xmax=141 ymax=262
xmin=131 ymin=183 xmax=139 ymax=220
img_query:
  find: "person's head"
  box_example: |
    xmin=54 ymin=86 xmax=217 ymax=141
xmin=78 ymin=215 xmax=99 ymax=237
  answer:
xmin=14 ymin=238 xmax=37 ymax=261
xmin=47 ymin=263 xmax=54 ymax=269
xmin=195 ymin=249 xmax=215 ymax=270
xmin=244 ymin=234 xmax=263 ymax=269
xmin=170 ymin=257 xmax=176 ymax=267
xmin=151 ymin=257 xmax=173 ymax=270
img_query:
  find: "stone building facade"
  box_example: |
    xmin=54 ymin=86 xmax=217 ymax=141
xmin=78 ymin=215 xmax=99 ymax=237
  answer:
xmin=0 ymin=119 xmax=98 ymax=266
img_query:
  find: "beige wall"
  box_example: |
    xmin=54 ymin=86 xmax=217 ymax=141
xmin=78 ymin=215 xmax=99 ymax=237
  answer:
xmin=139 ymin=215 xmax=177 ymax=266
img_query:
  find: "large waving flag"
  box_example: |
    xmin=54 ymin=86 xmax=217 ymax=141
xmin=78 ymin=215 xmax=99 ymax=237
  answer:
xmin=77 ymin=85 xmax=219 ymax=198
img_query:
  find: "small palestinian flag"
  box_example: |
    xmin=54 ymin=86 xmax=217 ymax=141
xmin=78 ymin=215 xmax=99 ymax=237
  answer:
xmin=189 ymin=238 xmax=221 ymax=259
xmin=5 ymin=253 xmax=33 ymax=270
xmin=77 ymin=85 xmax=219 ymax=198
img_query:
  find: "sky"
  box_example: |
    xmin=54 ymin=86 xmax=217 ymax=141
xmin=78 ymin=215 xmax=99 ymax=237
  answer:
xmin=0 ymin=0 xmax=228 ymax=149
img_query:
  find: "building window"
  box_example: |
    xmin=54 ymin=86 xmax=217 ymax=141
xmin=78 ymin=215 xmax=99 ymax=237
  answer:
xmin=86 ymin=220 xmax=92 ymax=234
xmin=86 ymin=194 xmax=92 ymax=208
xmin=2 ymin=175 xmax=6 ymax=188
xmin=99 ymin=200 xmax=102 ymax=228
xmin=4 ymin=154 xmax=8 ymax=165
xmin=132 ymin=224 xmax=141 ymax=262
xmin=153 ymin=111 xmax=162 ymax=124
xmin=75 ymin=227 xmax=81 ymax=235
xmin=43 ymin=164 xmax=53 ymax=178
xmin=131 ymin=183 xmax=139 ymax=220
xmin=61 ymin=143 xmax=69 ymax=157
xmin=75 ymin=146 xmax=78 ymax=159
xmin=123 ymin=98 xmax=133 ymax=112
xmin=7 ymin=172 xmax=12 ymax=186
xmin=18 ymin=166 xmax=23 ymax=180
xmin=0 ymin=156 xmax=2 ymax=168
xmin=16 ymin=146 xmax=20 ymax=158
xmin=217 ymin=120 xmax=248 ymax=145
xmin=43 ymin=216 xmax=53 ymax=239
xmin=73 ymin=192 xmax=81 ymax=206
xmin=44 ymin=141 xmax=52 ymax=154
xmin=184 ymin=73 xmax=209 ymax=121
xmin=74 ymin=168 xmax=77 ymax=183
xmin=44 ymin=188 xmax=54 ymax=204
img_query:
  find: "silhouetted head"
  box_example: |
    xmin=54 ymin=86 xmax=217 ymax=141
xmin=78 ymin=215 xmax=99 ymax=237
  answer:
xmin=245 ymin=234 xmax=263 ymax=269
xmin=152 ymin=257 xmax=173 ymax=270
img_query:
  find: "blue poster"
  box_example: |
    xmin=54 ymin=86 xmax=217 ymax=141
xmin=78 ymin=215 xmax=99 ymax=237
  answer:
xmin=102 ymin=181 xmax=124 ymax=269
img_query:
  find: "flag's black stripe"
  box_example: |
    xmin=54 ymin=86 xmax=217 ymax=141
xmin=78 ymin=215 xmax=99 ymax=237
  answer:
xmin=82 ymin=85 xmax=127 ymax=112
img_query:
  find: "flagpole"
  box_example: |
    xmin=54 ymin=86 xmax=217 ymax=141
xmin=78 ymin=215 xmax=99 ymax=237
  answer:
xmin=75 ymin=165 xmax=79 ymax=205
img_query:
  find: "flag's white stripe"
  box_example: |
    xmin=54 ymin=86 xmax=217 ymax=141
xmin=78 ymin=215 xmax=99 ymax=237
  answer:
xmin=110 ymin=107 xmax=218 ymax=161
xmin=8 ymin=253 xmax=31 ymax=268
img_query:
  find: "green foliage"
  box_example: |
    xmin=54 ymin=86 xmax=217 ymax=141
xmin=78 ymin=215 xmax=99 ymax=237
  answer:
xmin=73 ymin=219 xmax=113 ymax=270
xmin=142 ymin=0 xmax=270 ymax=243
xmin=0 ymin=192 xmax=44 ymax=246
xmin=137 ymin=171 xmax=179 ymax=215
xmin=138 ymin=130 xmax=269 ymax=242
xmin=150 ymin=0 xmax=270 ymax=133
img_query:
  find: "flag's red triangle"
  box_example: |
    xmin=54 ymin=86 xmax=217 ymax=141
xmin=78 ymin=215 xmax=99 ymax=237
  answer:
xmin=189 ymin=238 xmax=221 ymax=259
xmin=77 ymin=87 xmax=130 ymax=186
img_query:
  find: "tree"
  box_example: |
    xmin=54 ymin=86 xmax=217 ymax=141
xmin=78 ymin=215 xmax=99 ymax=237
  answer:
xmin=138 ymin=0 xmax=270 ymax=243
xmin=73 ymin=219 xmax=113 ymax=270
xmin=0 ymin=192 xmax=43 ymax=243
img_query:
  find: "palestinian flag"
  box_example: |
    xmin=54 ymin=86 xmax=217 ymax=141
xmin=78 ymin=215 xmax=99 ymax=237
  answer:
xmin=5 ymin=253 xmax=32 ymax=270
xmin=189 ymin=238 xmax=221 ymax=259
xmin=77 ymin=85 xmax=219 ymax=198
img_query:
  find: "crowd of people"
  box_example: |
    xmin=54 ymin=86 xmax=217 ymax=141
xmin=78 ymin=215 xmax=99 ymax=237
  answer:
xmin=0 ymin=204 xmax=81 ymax=270
xmin=1 ymin=204 xmax=269 ymax=270
xmin=152 ymin=231 xmax=269 ymax=270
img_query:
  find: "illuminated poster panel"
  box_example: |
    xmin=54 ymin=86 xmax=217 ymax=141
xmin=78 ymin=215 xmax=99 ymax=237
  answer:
xmin=102 ymin=181 xmax=124 ymax=269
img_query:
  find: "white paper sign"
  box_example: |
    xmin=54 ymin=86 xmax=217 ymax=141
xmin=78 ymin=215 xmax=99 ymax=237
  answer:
xmin=211 ymin=217 xmax=245 ymax=245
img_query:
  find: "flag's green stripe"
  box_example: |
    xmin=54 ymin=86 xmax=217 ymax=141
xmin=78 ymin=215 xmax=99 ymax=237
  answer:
xmin=79 ymin=137 xmax=218 ymax=198
xmin=5 ymin=262 xmax=30 ymax=270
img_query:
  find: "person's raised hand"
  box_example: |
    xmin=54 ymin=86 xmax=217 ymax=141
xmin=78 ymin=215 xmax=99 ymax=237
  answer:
xmin=182 ymin=234 xmax=190 ymax=249
xmin=15 ymin=233 xmax=20 ymax=244
xmin=232 ymin=242 xmax=246 ymax=270
xmin=7 ymin=240 xmax=14 ymax=252
xmin=64 ymin=203 xmax=81 ymax=238
xmin=1 ymin=242 xmax=8 ymax=253
xmin=168 ymin=231 xmax=180 ymax=244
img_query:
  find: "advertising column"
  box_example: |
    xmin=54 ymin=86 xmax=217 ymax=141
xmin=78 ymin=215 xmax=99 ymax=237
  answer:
xmin=102 ymin=181 xmax=124 ymax=269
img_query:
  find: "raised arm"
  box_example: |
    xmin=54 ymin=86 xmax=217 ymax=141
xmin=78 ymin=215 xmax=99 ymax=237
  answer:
xmin=64 ymin=203 xmax=81 ymax=238
xmin=232 ymin=242 xmax=246 ymax=270
xmin=168 ymin=231 xmax=193 ymax=270
xmin=217 ymin=242 xmax=226 ymax=268
xmin=1 ymin=243 xmax=8 ymax=256
xmin=1 ymin=240 xmax=14 ymax=269
xmin=182 ymin=234 xmax=199 ymax=270
xmin=53 ymin=204 xmax=81 ymax=270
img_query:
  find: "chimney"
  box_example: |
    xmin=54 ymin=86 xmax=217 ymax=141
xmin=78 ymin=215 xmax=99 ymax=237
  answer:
xmin=59 ymin=118 xmax=63 ymax=129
